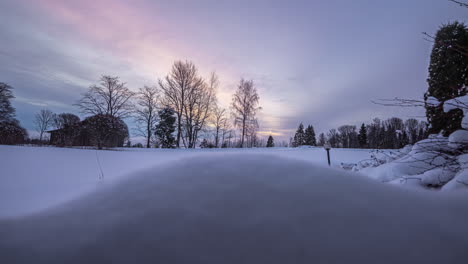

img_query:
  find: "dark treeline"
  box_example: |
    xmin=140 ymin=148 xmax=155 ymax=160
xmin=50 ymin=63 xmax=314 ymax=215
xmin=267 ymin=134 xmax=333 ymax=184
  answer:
xmin=292 ymin=117 xmax=428 ymax=149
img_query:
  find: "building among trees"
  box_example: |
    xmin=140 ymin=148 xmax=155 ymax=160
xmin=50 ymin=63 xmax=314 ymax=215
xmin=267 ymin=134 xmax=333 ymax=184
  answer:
xmin=48 ymin=114 xmax=128 ymax=149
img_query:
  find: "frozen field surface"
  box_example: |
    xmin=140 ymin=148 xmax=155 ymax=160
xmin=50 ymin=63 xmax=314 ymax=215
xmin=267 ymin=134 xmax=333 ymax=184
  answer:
xmin=1 ymin=146 xmax=468 ymax=264
xmin=0 ymin=145 xmax=372 ymax=218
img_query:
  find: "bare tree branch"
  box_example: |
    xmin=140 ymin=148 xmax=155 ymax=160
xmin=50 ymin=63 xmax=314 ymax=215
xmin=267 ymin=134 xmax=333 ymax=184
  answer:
xmin=231 ymin=79 xmax=261 ymax=148
xmin=134 ymin=85 xmax=159 ymax=148
xmin=34 ymin=109 xmax=55 ymax=142
xmin=449 ymin=0 xmax=468 ymax=8
xmin=75 ymin=75 xmax=135 ymax=119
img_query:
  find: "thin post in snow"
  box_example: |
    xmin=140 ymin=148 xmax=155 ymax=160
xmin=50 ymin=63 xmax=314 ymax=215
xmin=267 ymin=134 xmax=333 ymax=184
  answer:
xmin=323 ymin=142 xmax=332 ymax=167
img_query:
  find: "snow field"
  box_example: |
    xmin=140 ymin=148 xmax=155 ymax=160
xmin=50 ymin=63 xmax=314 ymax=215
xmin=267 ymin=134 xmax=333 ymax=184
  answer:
xmin=1 ymin=153 xmax=468 ymax=264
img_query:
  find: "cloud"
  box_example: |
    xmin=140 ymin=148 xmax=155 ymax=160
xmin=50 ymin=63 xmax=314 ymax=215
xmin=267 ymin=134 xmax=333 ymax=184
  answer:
xmin=1 ymin=0 xmax=462 ymax=140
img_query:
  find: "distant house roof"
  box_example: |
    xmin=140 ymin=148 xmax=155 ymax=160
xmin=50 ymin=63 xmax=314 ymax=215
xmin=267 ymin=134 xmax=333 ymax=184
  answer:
xmin=46 ymin=122 xmax=83 ymax=133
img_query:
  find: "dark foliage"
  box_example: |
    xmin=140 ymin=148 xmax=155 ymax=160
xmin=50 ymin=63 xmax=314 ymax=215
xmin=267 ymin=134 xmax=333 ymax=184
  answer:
xmin=266 ymin=135 xmax=274 ymax=147
xmin=292 ymin=123 xmax=305 ymax=147
xmin=0 ymin=83 xmax=15 ymax=122
xmin=307 ymin=117 xmax=428 ymax=149
xmin=358 ymin=123 xmax=368 ymax=148
xmin=49 ymin=113 xmax=81 ymax=147
xmin=0 ymin=83 xmax=27 ymax=145
xmin=425 ymin=22 xmax=468 ymax=135
xmin=304 ymin=125 xmax=316 ymax=146
xmin=81 ymin=114 xmax=129 ymax=149
xmin=155 ymin=107 xmax=176 ymax=148
xmin=0 ymin=120 xmax=27 ymax=145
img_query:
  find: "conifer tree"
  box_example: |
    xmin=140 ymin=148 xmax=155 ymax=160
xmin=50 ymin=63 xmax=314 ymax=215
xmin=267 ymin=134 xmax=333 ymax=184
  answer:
xmin=0 ymin=83 xmax=15 ymax=122
xmin=304 ymin=125 xmax=317 ymax=146
xmin=293 ymin=123 xmax=305 ymax=147
xmin=358 ymin=123 xmax=367 ymax=148
xmin=155 ymin=107 xmax=176 ymax=148
xmin=266 ymin=135 xmax=274 ymax=147
xmin=0 ymin=83 xmax=27 ymax=145
xmin=425 ymin=22 xmax=468 ymax=135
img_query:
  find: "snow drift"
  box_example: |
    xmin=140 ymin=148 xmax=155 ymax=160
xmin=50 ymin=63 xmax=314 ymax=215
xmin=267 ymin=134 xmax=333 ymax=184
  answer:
xmin=1 ymin=154 xmax=468 ymax=264
xmin=0 ymin=145 xmax=373 ymax=218
xmin=358 ymin=94 xmax=468 ymax=190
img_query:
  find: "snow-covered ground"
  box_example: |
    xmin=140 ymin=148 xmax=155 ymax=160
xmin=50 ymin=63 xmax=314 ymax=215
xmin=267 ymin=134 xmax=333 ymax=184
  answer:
xmin=0 ymin=145 xmax=373 ymax=218
xmin=1 ymin=146 xmax=468 ymax=263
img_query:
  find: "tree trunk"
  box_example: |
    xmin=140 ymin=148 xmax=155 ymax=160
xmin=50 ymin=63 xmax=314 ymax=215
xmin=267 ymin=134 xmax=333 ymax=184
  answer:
xmin=240 ymin=117 xmax=246 ymax=148
xmin=39 ymin=131 xmax=43 ymax=145
xmin=146 ymin=123 xmax=151 ymax=148
xmin=176 ymin=113 xmax=182 ymax=148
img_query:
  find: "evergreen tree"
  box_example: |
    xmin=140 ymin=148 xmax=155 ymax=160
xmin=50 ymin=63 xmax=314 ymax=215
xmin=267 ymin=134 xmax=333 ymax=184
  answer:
xmin=0 ymin=83 xmax=27 ymax=145
xmin=293 ymin=123 xmax=305 ymax=147
xmin=358 ymin=123 xmax=367 ymax=148
xmin=0 ymin=83 xmax=16 ymax=122
xmin=266 ymin=135 xmax=274 ymax=147
xmin=304 ymin=125 xmax=317 ymax=146
xmin=425 ymin=22 xmax=468 ymax=135
xmin=155 ymin=107 xmax=176 ymax=148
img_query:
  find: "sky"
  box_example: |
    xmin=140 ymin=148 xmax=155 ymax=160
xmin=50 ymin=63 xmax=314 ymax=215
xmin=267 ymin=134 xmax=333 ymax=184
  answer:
xmin=0 ymin=0 xmax=466 ymax=141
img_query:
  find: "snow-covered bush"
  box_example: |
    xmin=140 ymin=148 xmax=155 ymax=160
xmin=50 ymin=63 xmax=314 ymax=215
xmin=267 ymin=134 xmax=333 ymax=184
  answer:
xmin=357 ymin=94 xmax=468 ymax=190
xmin=351 ymin=145 xmax=411 ymax=171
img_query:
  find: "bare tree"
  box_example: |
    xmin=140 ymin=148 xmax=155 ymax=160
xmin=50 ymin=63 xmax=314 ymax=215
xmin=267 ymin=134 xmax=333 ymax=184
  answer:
xmin=134 ymin=86 xmax=159 ymax=148
xmin=54 ymin=113 xmax=80 ymax=130
xmin=182 ymin=72 xmax=217 ymax=148
xmin=159 ymin=61 xmax=203 ymax=148
xmin=76 ymin=75 xmax=135 ymax=119
xmin=159 ymin=62 xmax=217 ymax=148
xmin=404 ymin=118 xmax=419 ymax=144
xmin=34 ymin=109 xmax=55 ymax=142
xmin=245 ymin=118 xmax=259 ymax=148
xmin=231 ymin=79 xmax=261 ymax=148
xmin=52 ymin=113 xmax=80 ymax=146
xmin=337 ymin=125 xmax=357 ymax=148
xmin=327 ymin=128 xmax=340 ymax=148
xmin=220 ymin=117 xmax=232 ymax=147
xmin=212 ymin=105 xmax=227 ymax=148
